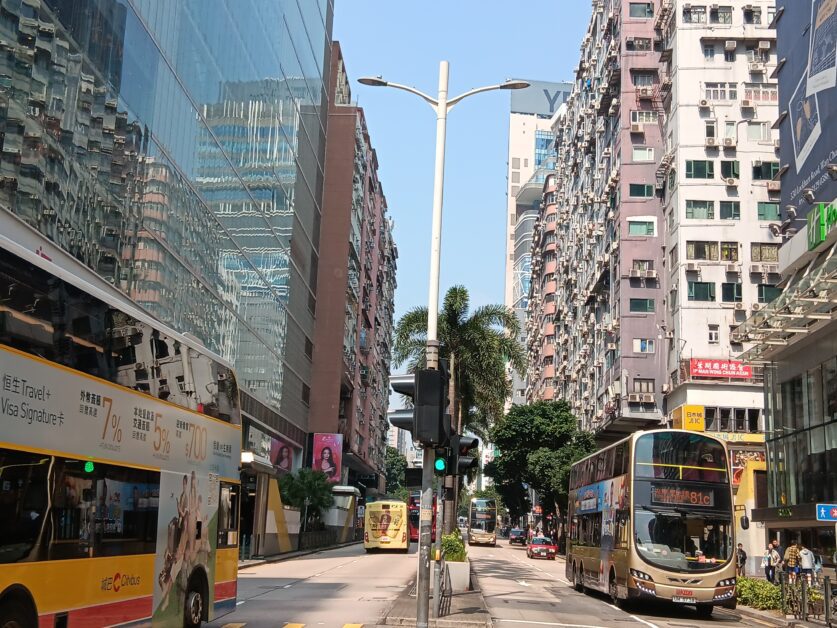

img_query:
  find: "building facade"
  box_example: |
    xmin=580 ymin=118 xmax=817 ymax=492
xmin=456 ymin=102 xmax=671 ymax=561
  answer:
xmin=505 ymin=81 xmax=571 ymax=407
xmin=310 ymin=43 xmax=398 ymax=496
xmin=740 ymin=1 xmax=837 ymax=559
xmin=0 ymin=0 xmax=334 ymax=555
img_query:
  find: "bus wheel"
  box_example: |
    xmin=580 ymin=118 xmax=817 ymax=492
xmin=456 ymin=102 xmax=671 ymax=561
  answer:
xmin=574 ymin=564 xmax=584 ymax=593
xmin=609 ymin=573 xmax=625 ymax=609
xmin=695 ymin=604 xmax=713 ymax=618
xmin=0 ymin=599 xmax=32 ymax=628
xmin=184 ymin=579 xmax=205 ymax=627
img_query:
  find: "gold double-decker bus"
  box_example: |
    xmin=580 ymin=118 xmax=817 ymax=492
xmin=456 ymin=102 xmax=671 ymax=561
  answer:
xmin=0 ymin=230 xmax=241 ymax=627
xmin=566 ymin=430 xmax=736 ymax=618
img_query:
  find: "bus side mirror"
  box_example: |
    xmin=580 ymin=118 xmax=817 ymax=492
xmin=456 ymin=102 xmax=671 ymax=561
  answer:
xmin=740 ymin=515 xmax=750 ymax=530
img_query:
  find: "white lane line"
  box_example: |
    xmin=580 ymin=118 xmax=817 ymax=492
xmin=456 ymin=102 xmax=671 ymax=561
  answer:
xmin=236 ymin=600 xmax=245 ymax=606
xmin=629 ymin=615 xmax=660 ymax=628
xmin=283 ymin=584 xmax=293 ymax=589
xmin=494 ymin=619 xmax=609 ymax=628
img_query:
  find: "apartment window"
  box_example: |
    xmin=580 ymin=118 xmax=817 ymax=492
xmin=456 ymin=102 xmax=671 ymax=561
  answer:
xmin=745 ymin=83 xmax=779 ymax=103
xmin=626 ymin=37 xmax=653 ymax=51
xmin=708 ymin=324 xmax=721 ymax=344
xmin=629 ymin=2 xmax=654 ymax=18
xmin=669 ymin=244 xmax=679 ymax=267
xmin=302 ymin=383 xmax=311 ymax=406
xmin=632 ymin=72 xmax=655 ymax=86
xmin=705 ymin=120 xmax=716 ymax=139
xmin=746 ymin=45 xmax=769 ymax=63
xmin=724 ymin=121 xmax=737 ymax=139
xmin=710 ymin=6 xmax=733 ymax=23
xmin=684 ymin=6 xmax=707 ymax=23
xmin=758 ymin=284 xmax=782 ymax=303
xmin=705 ymin=82 xmax=738 ymax=100
xmin=633 ymin=146 xmax=655 ymax=161
xmin=628 ymin=220 xmax=655 ymax=236
xmin=703 ymin=45 xmax=716 ymax=61
xmin=633 ymin=338 xmax=656 ymax=353
xmin=720 ymin=201 xmax=741 ymax=219
xmin=629 ymin=183 xmax=654 ymax=197
xmin=631 ymin=110 xmax=659 ymax=124
xmin=630 ymin=298 xmax=655 ymax=313
xmin=686 ymin=200 xmax=715 ymax=219
xmin=722 ymin=282 xmax=743 ymax=302
xmin=753 ymin=161 xmax=780 ymax=180
xmin=724 ymin=49 xmax=736 ymax=62
xmin=757 ymin=202 xmax=780 ymax=221
xmin=687 ymin=241 xmax=719 ymax=260
xmin=721 ymin=160 xmax=740 ymax=179
xmin=747 ymin=121 xmax=771 ymax=141
xmin=633 ymin=259 xmax=655 ymax=272
xmin=634 ymin=378 xmax=655 ymax=393
xmin=721 ymin=242 xmax=739 ymax=261
xmin=686 ymin=160 xmax=714 ymax=179
xmin=751 ymin=243 xmax=780 ymax=262
xmin=688 ymin=281 xmax=716 ymax=301
xmin=512 ymin=157 xmax=520 ymax=169
xmin=743 ymin=6 xmax=762 ymax=24
xmin=511 ymin=171 xmax=520 ymax=183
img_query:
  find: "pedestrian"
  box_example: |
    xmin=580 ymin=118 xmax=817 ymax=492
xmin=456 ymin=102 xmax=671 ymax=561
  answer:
xmin=772 ymin=539 xmax=784 ymax=573
xmin=799 ymin=543 xmax=815 ymax=585
xmin=736 ymin=543 xmax=748 ymax=577
xmin=762 ymin=546 xmax=777 ymax=583
xmin=784 ymin=540 xmax=800 ymax=583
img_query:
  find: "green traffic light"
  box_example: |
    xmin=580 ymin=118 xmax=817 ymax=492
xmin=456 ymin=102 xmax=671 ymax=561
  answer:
xmin=84 ymin=461 xmax=95 ymax=473
xmin=434 ymin=457 xmax=446 ymax=472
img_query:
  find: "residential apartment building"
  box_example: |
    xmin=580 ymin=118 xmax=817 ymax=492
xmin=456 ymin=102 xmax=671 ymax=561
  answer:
xmin=654 ymin=0 xmax=779 ymax=570
xmin=506 ymin=81 xmax=571 ymax=406
xmin=310 ymin=43 xmax=398 ymax=496
xmin=0 ymin=0 xmax=334 ymax=557
xmin=528 ymin=0 xmax=667 ymax=443
xmin=740 ymin=2 xmax=837 ymax=559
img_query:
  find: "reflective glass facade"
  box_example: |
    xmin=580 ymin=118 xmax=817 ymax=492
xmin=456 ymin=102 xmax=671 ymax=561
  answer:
xmin=0 ymin=0 xmax=334 ymax=426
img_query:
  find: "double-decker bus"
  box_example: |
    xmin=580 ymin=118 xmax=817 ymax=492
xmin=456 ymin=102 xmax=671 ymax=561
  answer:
xmin=566 ymin=430 xmax=736 ymax=618
xmin=468 ymin=498 xmax=497 ymax=546
xmin=408 ymin=492 xmax=437 ymax=543
xmin=364 ymin=500 xmax=409 ymax=552
xmin=0 ymin=231 xmax=241 ymax=627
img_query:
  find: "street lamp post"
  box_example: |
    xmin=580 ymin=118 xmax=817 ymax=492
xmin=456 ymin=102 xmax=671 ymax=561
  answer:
xmin=359 ymin=63 xmax=528 ymax=628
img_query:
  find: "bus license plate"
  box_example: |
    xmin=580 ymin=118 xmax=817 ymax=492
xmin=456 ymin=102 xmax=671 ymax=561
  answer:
xmin=672 ymin=596 xmax=696 ymax=604
xmin=380 ymin=536 xmax=390 ymax=543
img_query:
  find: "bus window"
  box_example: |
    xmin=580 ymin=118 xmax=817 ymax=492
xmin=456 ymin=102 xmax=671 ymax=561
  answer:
xmin=0 ymin=449 xmax=50 ymax=563
xmin=218 ymin=483 xmax=240 ymax=548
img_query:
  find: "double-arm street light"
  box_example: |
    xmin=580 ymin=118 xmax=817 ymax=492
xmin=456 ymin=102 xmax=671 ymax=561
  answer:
xmin=359 ymin=63 xmax=528 ymax=370
xmin=359 ymin=63 xmax=528 ymax=628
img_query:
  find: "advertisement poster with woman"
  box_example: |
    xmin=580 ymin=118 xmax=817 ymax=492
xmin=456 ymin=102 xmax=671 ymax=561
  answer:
xmin=152 ymin=470 xmax=219 ymax=625
xmin=271 ymin=438 xmax=295 ymax=473
xmin=313 ymin=433 xmax=343 ymax=483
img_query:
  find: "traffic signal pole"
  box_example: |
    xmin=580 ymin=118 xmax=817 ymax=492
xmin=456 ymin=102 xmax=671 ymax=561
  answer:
xmin=417 ymin=448 xmax=435 ymax=628
xmin=432 ymin=479 xmax=444 ymax=617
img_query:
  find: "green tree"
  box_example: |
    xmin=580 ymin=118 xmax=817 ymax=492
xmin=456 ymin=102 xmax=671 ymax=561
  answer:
xmin=487 ymin=400 xmax=595 ymax=517
xmin=385 ymin=446 xmax=408 ymax=494
xmin=278 ymin=468 xmax=335 ymax=526
xmin=393 ymin=285 xmax=525 ymax=437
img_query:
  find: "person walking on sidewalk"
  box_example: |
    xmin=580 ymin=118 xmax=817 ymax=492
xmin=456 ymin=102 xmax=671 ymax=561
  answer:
xmin=799 ymin=543 xmax=815 ymax=585
xmin=736 ymin=543 xmax=748 ymax=577
xmin=784 ymin=540 xmax=800 ymax=583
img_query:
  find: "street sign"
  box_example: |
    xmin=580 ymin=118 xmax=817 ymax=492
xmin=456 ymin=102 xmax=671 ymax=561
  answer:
xmin=816 ymin=504 xmax=837 ymax=521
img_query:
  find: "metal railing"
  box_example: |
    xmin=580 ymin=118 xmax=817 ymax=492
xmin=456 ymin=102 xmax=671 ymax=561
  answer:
xmin=435 ymin=549 xmax=452 ymax=618
xmin=780 ymin=572 xmax=829 ymax=623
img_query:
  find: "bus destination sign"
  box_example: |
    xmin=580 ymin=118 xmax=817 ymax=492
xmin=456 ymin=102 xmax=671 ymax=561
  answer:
xmin=651 ymin=485 xmax=714 ymax=507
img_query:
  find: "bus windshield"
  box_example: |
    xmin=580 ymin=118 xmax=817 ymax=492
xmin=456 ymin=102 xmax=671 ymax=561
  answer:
xmin=633 ymin=433 xmax=733 ymax=572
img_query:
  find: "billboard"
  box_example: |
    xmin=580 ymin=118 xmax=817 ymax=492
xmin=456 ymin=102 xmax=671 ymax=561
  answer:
xmin=247 ymin=424 xmax=296 ymax=473
xmin=312 ymin=433 xmax=343 ymax=483
xmin=509 ymin=80 xmax=573 ymax=116
xmin=778 ymin=1 xmax=837 ymax=216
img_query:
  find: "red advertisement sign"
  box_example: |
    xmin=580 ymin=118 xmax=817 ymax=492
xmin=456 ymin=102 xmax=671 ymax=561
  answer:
xmin=690 ymin=359 xmax=752 ymax=379
xmin=312 ymin=433 xmax=343 ymax=483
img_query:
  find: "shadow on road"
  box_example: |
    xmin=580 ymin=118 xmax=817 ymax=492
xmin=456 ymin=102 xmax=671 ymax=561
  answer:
xmin=580 ymin=586 xmax=742 ymax=623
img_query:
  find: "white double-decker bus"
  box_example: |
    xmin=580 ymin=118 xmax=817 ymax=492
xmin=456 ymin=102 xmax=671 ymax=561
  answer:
xmin=0 ymin=221 xmax=241 ymax=627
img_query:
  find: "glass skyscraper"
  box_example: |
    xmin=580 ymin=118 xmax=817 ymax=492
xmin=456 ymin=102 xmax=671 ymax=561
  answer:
xmin=0 ymin=0 xmax=333 ymax=435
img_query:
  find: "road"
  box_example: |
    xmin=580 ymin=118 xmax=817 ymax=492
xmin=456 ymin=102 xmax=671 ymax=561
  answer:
xmin=469 ymin=542 xmax=768 ymax=628
xmin=209 ymin=541 xmax=766 ymax=628
xmin=208 ymin=544 xmax=416 ymax=627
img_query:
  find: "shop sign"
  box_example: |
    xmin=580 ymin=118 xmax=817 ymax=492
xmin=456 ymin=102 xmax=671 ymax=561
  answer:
xmin=778 ymin=508 xmax=794 ymax=518
xmin=690 ymin=359 xmax=752 ymax=379
xmin=671 ymin=405 xmax=705 ymax=431
xmin=705 ymin=432 xmax=766 ymax=443
xmin=808 ymin=201 xmax=837 ymax=250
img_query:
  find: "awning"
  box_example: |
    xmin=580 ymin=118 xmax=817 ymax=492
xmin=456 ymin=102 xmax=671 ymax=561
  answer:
xmin=737 ymin=241 xmax=837 ymax=362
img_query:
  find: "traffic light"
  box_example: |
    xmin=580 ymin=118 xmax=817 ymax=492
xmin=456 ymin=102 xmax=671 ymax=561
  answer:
xmin=447 ymin=434 xmax=480 ymax=475
xmin=433 ymin=448 xmax=448 ymax=475
xmin=390 ymin=368 xmax=451 ymax=445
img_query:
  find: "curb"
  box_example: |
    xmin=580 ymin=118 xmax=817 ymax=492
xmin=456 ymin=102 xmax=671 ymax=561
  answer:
xmin=733 ymin=604 xmax=803 ymax=627
xmin=238 ymin=540 xmax=362 ymax=570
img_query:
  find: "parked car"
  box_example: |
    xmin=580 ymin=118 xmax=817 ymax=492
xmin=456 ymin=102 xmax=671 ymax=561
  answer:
xmin=527 ymin=536 xmax=557 ymax=560
xmin=509 ymin=528 xmax=527 ymax=546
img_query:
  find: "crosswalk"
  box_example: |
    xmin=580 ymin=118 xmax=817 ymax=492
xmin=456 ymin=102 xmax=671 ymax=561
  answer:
xmin=222 ymin=624 xmax=364 ymax=628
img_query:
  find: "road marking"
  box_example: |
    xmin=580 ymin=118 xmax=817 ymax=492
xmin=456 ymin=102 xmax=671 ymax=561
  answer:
xmin=495 ymin=619 xmax=610 ymax=628
xmin=222 ymin=624 xmax=246 ymax=628
xmin=284 ymin=624 xmax=306 ymax=628
xmin=283 ymin=584 xmax=293 ymax=589
xmin=236 ymin=600 xmax=246 ymax=606
xmin=344 ymin=624 xmax=365 ymax=628
xmin=516 ymin=580 xmax=531 ymax=587
xmin=628 ymin=616 xmax=659 ymax=628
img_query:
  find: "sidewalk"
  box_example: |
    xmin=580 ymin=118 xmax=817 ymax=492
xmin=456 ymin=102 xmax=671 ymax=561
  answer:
xmin=238 ymin=540 xmax=362 ymax=570
xmin=382 ymin=567 xmax=492 ymax=628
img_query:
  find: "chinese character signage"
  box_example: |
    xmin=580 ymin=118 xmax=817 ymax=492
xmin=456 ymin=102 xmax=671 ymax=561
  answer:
xmin=690 ymin=359 xmax=752 ymax=379
xmin=312 ymin=433 xmax=343 ymax=483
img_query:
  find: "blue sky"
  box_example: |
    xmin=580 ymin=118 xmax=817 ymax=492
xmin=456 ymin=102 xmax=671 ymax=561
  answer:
xmin=334 ymin=2 xmax=589 ymax=343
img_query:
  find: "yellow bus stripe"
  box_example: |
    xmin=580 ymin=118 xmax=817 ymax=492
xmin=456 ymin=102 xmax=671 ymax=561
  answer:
xmin=0 ymin=344 xmax=242 ymax=431
xmin=635 ymin=462 xmax=727 ymax=472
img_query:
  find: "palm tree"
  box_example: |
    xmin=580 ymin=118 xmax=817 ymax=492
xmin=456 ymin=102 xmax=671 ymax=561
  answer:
xmin=393 ymin=285 xmax=526 ymax=437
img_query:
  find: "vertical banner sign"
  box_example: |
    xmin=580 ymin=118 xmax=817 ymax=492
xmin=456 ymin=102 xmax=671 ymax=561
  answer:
xmin=312 ymin=433 xmax=343 ymax=483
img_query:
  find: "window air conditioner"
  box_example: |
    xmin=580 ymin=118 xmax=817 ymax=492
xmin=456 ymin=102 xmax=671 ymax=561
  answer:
xmin=641 ymin=393 xmax=655 ymax=403
xmin=628 ymin=393 xmax=641 ymax=403
xmin=725 ymin=177 xmax=739 ymax=186
xmin=741 ymin=99 xmax=755 ymax=108
xmin=767 ymin=181 xmax=781 ymax=192
xmin=724 ymin=137 xmax=736 ymax=147
xmin=726 ymin=263 xmax=740 ymax=273
xmin=705 ymin=137 xmax=717 ymax=147
xmin=735 ymin=302 xmax=745 ymax=310
xmin=685 ymin=262 xmax=700 ymax=272
xmin=752 ymin=303 xmax=762 ymax=311
xmin=699 ymin=99 xmax=710 ymax=107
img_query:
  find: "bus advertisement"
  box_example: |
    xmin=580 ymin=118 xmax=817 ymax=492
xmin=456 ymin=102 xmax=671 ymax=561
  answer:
xmin=566 ymin=430 xmax=736 ymax=618
xmin=468 ymin=498 xmax=497 ymax=546
xmin=364 ymin=501 xmax=409 ymax=552
xmin=0 ymin=238 xmax=241 ymax=627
